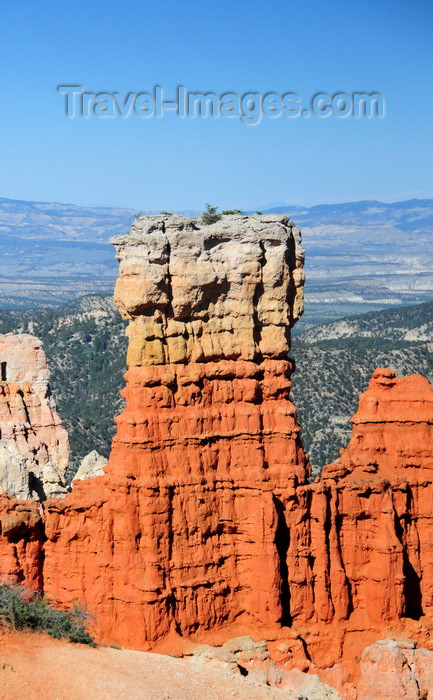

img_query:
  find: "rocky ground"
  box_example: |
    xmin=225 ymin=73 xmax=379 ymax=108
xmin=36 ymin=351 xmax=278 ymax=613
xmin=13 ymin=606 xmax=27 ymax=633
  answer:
xmin=0 ymin=631 xmax=338 ymax=700
xmin=3 ymin=630 xmax=433 ymax=699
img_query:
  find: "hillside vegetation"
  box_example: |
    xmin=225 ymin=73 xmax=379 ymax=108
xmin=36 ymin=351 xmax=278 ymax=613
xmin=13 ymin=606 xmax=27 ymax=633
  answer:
xmin=0 ymin=585 xmax=94 ymax=645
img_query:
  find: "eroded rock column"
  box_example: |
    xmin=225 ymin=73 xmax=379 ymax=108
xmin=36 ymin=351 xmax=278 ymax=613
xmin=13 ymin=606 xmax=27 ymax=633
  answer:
xmin=43 ymin=213 xmax=308 ymax=647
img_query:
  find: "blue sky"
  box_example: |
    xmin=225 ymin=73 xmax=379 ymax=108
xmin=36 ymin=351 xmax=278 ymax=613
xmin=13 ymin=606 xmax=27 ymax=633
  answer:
xmin=0 ymin=0 xmax=432 ymax=211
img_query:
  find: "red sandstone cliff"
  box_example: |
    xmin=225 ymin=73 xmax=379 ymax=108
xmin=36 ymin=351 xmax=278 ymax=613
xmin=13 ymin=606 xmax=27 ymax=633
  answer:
xmin=1 ymin=215 xmax=433 ymax=697
xmin=278 ymin=367 xmax=433 ymax=680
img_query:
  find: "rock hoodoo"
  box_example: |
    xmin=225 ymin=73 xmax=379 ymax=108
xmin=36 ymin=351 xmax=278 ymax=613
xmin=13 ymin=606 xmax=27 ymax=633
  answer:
xmin=0 ymin=334 xmax=69 ymax=499
xmin=42 ymin=213 xmax=309 ymax=647
xmin=1 ymin=214 xmax=433 ymax=697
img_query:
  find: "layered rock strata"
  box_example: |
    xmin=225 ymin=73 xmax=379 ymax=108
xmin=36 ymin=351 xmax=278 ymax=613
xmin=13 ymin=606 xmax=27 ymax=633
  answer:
xmin=0 ymin=334 xmax=69 ymax=499
xmin=308 ymin=368 xmax=433 ymax=623
xmin=1 ymin=215 xmax=433 ymax=696
xmin=0 ymin=495 xmax=44 ymax=589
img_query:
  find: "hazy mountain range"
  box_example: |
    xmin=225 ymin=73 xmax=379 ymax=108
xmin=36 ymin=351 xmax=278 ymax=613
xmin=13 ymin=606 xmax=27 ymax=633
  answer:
xmin=277 ymin=199 xmax=433 ymax=326
xmin=0 ymin=196 xmax=432 ymax=321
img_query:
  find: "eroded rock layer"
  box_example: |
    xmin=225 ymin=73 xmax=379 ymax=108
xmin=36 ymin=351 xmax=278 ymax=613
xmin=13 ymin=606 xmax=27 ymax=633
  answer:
xmin=292 ymin=368 xmax=433 ymax=631
xmin=277 ymin=367 xmax=433 ymax=691
xmin=1 ymin=215 xmax=433 ymax=697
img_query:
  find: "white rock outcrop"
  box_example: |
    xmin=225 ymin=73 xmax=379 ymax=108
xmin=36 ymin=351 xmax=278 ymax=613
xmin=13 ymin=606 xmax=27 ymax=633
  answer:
xmin=0 ymin=333 xmax=70 ymax=500
xmin=73 ymin=450 xmax=107 ymax=482
xmin=0 ymin=441 xmax=31 ymax=500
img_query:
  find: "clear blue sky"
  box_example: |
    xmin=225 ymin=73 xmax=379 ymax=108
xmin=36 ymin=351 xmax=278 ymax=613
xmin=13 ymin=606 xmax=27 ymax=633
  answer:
xmin=0 ymin=0 xmax=432 ymax=211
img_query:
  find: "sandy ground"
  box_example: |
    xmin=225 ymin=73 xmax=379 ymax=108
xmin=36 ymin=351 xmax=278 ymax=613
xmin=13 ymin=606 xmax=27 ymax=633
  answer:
xmin=0 ymin=631 xmax=296 ymax=700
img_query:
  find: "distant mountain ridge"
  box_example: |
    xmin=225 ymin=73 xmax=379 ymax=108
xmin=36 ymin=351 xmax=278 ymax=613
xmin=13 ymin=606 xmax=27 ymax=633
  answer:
xmin=298 ymin=299 xmax=433 ymax=343
xmin=274 ymin=198 xmax=433 ymax=327
xmin=262 ymin=197 xmax=433 ymax=222
xmin=0 ymin=196 xmax=432 ymax=315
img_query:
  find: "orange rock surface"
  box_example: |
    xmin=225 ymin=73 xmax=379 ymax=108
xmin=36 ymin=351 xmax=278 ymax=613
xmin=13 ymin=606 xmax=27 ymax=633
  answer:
xmin=1 ymin=215 xmax=433 ymax=696
xmin=0 ymin=495 xmax=44 ymax=588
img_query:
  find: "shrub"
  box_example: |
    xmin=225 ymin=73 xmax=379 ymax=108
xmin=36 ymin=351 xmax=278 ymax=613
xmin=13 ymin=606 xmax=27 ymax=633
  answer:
xmin=201 ymin=203 xmax=222 ymax=225
xmin=0 ymin=584 xmax=95 ymax=645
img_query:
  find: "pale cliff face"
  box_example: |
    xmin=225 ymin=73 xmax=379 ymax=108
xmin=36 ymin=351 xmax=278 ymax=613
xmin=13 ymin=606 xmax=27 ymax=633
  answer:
xmin=111 ymin=213 xmax=305 ymax=366
xmin=0 ymin=333 xmax=50 ymax=384
xmin=0 ymin=333 xmax=69 ymax=499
